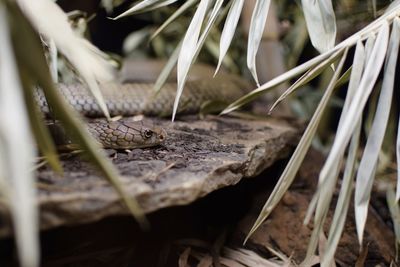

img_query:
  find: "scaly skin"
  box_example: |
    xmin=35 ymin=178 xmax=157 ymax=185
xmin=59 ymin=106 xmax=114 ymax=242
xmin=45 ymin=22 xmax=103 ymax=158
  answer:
xmin=87 ymin=120 xmax=167 ymax=149
xmin=36 ymin=79 xmax=248 ymax=117
xmin=35 ymin=75 xmax=250 ymax=149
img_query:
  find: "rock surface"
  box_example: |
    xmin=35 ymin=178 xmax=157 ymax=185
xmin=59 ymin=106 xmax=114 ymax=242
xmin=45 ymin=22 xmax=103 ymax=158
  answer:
xmin=0 ymin=115 xmax=298 ymax=236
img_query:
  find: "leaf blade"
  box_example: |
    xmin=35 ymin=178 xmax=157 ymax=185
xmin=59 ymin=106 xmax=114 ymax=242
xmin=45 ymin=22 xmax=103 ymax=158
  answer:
xmin=246 ymin=0 xmax=272 ymax=85
xmin=301 ymin=0 xmax=337 ymax=53
xmin=215 ymin=0 xmax=244 ymax=75
xmin=355 ymin=18 xmax=400 ymax=244
xmin=245 ymin=48 xmax=347 ymax=244
xmin=0 ymin=4 xmax=39 ymax=266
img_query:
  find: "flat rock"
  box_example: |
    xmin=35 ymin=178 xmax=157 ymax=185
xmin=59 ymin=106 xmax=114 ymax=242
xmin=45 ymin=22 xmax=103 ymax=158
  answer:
xmin=0 ymin=115 xmax=298 ymax=236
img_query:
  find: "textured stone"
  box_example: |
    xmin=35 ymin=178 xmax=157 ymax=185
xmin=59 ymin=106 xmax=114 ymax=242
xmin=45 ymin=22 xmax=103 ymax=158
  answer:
xmin=0 ymin=115 xmax=298 ymax=236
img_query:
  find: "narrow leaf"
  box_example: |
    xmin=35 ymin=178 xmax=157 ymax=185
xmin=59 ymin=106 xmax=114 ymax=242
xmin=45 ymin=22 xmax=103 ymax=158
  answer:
xmin=17 ymin=0 xmax=115 ymax=119
xmin=9 ymin=3 xmax=148 ymax=229
xmin=247 ymin=0 xmax=271 ymax=85
xmin=0 ymin=4 xmax=39 ymax=266
xmin=322 ymin=120 xmax=360 ymax=267
xmin=297 ymin=50 xmax=347 ymax=265
xmin=355 ymin=18 xmax=400 ymax=245
xmin=113 ymin=0 xmax=179 ymax=19
xmin=173 ymin=0 xmax=225 ymax=121
xmin=387 ymin=187 xmax=400 ymax=246
xmin=21 ymin=75 xmax=62 ymax=174
xmin=245 ymin=48 xmax=347 ymax=244
xmin=221 ymin=47 xmax=339 ymax=114
xmin=305 ymin=40 xmax=366 ymax=224
xmin=304 ymin=26 xmax=389 ymax=259
xmin=150 ymin=0 xmax=198 ymax=40
xmin=301 ymin=0 xmax=337 ymax=53
xmin=317 ymin=23 xmax=389 ymax=194
xmin=215 ymin=0 xmax=244 ymax=75
xmin=222 ymin=1 xmax=400 ymax=115
xmin=269 ymin=47 xmax=345 ymax=112
xmin=173 ymin=0 xmax=210 ymax=121
xmin=333 ymin=66 xmax=352 ymax=89
xmin=307 ymin=41 xmax=366 ymax=267
xmin=153 ymin=40 xmax=182 ymax=93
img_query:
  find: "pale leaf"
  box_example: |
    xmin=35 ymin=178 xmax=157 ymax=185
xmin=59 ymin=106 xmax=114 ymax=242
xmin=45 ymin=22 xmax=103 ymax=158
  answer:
xmin=304 ymin=40 xmax=366 ymax=224
xmin=245 ymin=48 xmax=347 ymax=244
xmin=0 ymin=6 xmax=39 ymax=267
xmin=269 ymin=47 xmax=344 ymax=112
xmin=320 ymin=43 xmax=366 ymax=266
xmin=301 ymin=0 xmax=336 ymax=53
xmin=150 ymin=0 xmax=198 ymax=40
xmin=113 ymin=0 xmax=178 ymax=19
xmin=173 ymin=0 xmax=225 ymax=121
xmin=221 ymin=47 xmax=339 ymax=115
xmin=296 ymin=50 xmax=347 ymax=265
xmin=355 ymin=18 xmax=399 ymax=245
xmin=317 ymin=23 xmax=389 ymax=193
xmin=247 ymin=0 xmax=271 ymax=85
xmin=16 ymin=0 xmax=115 ymax=119
xmin=215 ymin=0 xmax=244 ymax=75
xmin=321 ymin=120 xmax=360 ymax=267
xmin=304 ymin=25 xmax=389 ymax=257
xmin=222 ymin=1 xmax=400 ymax=116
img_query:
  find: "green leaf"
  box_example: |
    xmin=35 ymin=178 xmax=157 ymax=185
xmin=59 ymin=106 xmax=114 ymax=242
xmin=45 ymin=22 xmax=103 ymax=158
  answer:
xmin=20 ymin=73 xmax=63 ymax=174
xmin=333 ymin=66 xmax=352 ymax=89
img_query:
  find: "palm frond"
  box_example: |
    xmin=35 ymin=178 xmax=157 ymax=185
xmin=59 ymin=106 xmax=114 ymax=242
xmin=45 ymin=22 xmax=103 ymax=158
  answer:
xmin=245 ymin=47 xmax=348 ymax=245
xmin=354 ymin=17 xmax=399 ymax=244
xmin=0 ymin=2 xmax=151 ymax=265
xmin=113 ymin=0 xmax=179 ymax=19
xmin=150 ymin=0 xmax=198 ymax=41
xmin=215 ymin=0 xmax=244 ymax=75
xmin=16 ymin=0 xmax=115 ymax=119
xmin=246 ymin=0 xmax=272 ymax=85
xmin=173 ymin=0 xmax=226 ymax=120
xmin=301 ymin=0 xmax=336 ymax=53
xmin=0 ymin=4 xmax=39 ymax=266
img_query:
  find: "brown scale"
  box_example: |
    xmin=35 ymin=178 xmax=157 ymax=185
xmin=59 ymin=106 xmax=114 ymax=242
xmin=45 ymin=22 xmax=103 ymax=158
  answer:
xmin=35 ymin=76 xmax=251 ymax=148
xmin=87 ymin=121 xmax=166 ymax=149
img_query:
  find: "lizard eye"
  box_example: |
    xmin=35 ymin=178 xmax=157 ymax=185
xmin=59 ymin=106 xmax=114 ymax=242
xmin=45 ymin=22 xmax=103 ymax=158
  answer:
xmin=143 ymin=129 xmax=153 ymax=139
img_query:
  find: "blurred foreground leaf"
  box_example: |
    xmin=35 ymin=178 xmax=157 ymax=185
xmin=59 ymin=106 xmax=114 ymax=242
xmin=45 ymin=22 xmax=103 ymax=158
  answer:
xmin=8 ymin=0 xmax=148 ymax=228
xmin=0 ymin=2 xmax=39 ymax=266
